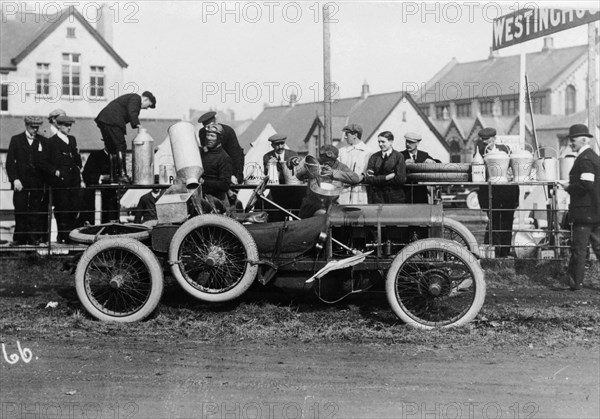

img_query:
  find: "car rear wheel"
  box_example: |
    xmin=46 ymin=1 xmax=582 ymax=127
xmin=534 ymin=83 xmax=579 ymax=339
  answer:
xmin=386 ymin=238 xmax=485 ymax=329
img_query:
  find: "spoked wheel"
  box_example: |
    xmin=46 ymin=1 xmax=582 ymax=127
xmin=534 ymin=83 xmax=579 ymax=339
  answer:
xmin=75 ymin=238 xmax=164 ymax=322
xmin=443 ymin=218 xmax=480 ymax=257
xmin=69 ymin=223 xmax=151 ymax=244
xmin=386 ymin=238 xmax=485 ymax=329
xmin=169 ymin=214 xmax=259 ymax=302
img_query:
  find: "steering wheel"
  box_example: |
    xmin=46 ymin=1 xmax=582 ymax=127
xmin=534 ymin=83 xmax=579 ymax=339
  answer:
xmin=245 ymin=176 xmax=269 ymax=212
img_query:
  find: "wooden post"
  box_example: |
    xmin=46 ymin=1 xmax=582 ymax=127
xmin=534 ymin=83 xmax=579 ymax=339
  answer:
xmin=588 ymin=22 xmax=599 ymax=153
xmin=323 ymin=4 xmax=332 ymax=146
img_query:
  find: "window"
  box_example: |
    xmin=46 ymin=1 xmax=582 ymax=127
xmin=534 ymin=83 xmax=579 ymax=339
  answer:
xmin=420 ymin=106 xmax=430 ymax=117
xmin=435 ymin=105 xmax=447 ymax=119
xmin=1 ymin=78 xmax=8 ymax=111
xmin=89 ymin=66 xmax=105 ymax=98
xmin=36 ymin=63 xmax=50 ymax=95
xmin=62 ymin=53 xmax=80 ymax=96
xmin=528 ymin=93 xmax=546 ymax=114
xmin=501 ymin=98 xmax=517 ymax=116
xmin=456 ymin=102 xmax=471 ymax=117
xmin=449 ymin=139 xmax=462 ymax=163
xmin=67 ymin=27 xmax=76 ymax=38
xmin=480 ymin=101 xmax=494 ymax=115
xmin=565 ymin=85 xmax=576 ymax=115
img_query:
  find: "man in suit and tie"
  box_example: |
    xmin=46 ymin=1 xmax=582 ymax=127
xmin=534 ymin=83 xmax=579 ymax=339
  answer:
xmin=95 ymin=91 xmax=156 ymax=183
xmin=364 ymin=131 xmax=407 ymax=204
xmin=6 ymin=116 xmax=48 ymax=245
xmin=262 ymin=134 xmax=299 ymax=184
xmin=401 ymin=131 xmax=440 ymax=203
xmin=561 ymin=124 xmax=600 ymax=290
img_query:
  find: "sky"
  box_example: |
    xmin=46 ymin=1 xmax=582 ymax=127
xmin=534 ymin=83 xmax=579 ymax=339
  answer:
xmin=95 ymin=1 xmax=600 ymax=120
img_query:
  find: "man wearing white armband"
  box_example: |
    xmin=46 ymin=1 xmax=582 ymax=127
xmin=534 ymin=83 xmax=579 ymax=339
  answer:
xmin=561 ymin=124 xmax=600 ymax=291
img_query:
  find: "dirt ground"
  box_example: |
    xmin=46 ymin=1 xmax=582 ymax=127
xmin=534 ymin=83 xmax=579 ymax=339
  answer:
xmin=1 ymin=337 xmax=598 ymax=419
xmin=1 ymin=256 xmax=599 ymax=419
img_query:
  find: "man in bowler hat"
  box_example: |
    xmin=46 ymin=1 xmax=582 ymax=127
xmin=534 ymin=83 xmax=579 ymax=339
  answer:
xmin=475 ymin=127 xmax=520 ymax=258
xmin=95 ymin=91 xmax=156 ymax=183
xmin=561 ymin=124 xmax=600 ymax=290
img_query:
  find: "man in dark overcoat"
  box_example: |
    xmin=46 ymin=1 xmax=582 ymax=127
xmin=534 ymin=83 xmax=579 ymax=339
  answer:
xmin=95 ymin=91 xmax=156 ymax=183
xmin=562 ymin=124 xmax=600 ymax=290
xmin=46 ymin=115 xmax=82 ymax=243
xmin=6 ymin=116 xmax=48 ymax=245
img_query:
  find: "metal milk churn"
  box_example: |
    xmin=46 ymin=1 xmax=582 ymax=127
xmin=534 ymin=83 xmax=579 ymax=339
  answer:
xmin=267 ymin=159 xmax=280 ymax=185
xmin=471 ymin=146 xmax=486 ymax=182
xmin=168 ymin=122 xmax=204 ymax=189
xmin=484 ymin=144 xmax=510 ymax=183
xmin=132 ymin=128 xmax=155 ymax=185
xmin=510 ymin=144 xmax=534 ymax=182
xmin=559 ymin=153 xmax=576 ymax=180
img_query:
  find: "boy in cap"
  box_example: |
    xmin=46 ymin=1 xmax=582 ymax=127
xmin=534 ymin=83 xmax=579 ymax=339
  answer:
xmin=474 ymin=127 xmax=519 ymax=258
xmin=295 ymin=145 xmax=361 ymax=218
xmin=400 ymin=131 xmax=440 ymax=203
xmin=6 ymin=116 xmax=48 ymax=245
xmin=197 ymin=111 xmax=245 ymax=184
xmin=339 ymin=123 xmax=370 ymax=204
xmin=46 ymin=109 xmax=66 ymax=137
xmin=95 ymin=91 xmax=156 ymax=183
xmin=46 ymin=115 xmax=83 ymax=243
xmin=561 ymin=124 xmax=600 ymax=290
xmin=262 ymin=134 xmax=298 ymax=184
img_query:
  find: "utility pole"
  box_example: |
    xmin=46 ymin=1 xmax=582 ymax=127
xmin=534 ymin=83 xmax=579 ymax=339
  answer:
xmin=323 ymin=4 xmax=332 ymax=146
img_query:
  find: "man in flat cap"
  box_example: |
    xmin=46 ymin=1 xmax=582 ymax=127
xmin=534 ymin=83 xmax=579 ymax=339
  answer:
xmin=401 ymin=131 xmax=440 ymax=204
xmin=263 ymin=134 xmax=298 ymax=184
xmin=200 ymin=123 xmax=234 ymax=212
xmin=295 ymin=145 xmax=361 ymax=218
xmin=339 ymin=123 xmax=370 ymax=204
xmin=197 ymin=111 xmax=245 ymax=185
xmin=561 ymin=124 xmax=600 ymax=290
xmin=46 ymin=115 xmax=83 ymax=243
xmin=6 ymin=116 xmax=48 ymax=245
xmin=474 ymin=127 xmax=519 ymax=258
xmin=46 ymin=109 xmax=66 ymax=138
xmin=95 ymin=91 xmax=156 ymax=183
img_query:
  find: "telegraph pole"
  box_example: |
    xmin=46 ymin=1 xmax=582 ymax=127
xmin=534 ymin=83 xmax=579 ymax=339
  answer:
xmin=323 ymin=4 xmax=332 ymax=146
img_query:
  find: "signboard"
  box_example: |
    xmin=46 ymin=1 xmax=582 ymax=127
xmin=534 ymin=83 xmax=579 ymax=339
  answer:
xmin=493 ymin=8 xmax=600 ymax=50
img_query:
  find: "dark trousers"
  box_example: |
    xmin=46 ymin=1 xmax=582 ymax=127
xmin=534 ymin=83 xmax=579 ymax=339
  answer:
xmin=54 ymin=174 xmax=81 ymax=242
xmin=484 ymin=208 xmax=515 ymax=258
xmin=568 ymin=223 xmax=600 ymax=287
xmin=97 ymin=122 xmax=126 ymax=153
xmin=78 ymin=189 xmax=119 ymax=225
xmin=13 ymin=187 xmax=44 ymax=244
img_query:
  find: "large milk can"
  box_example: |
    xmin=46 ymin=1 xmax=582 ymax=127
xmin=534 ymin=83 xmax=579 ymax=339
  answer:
xmin=535 ymin=147 xmax=558 ymax=181
xmin=559 ymin=153 xmax=576 ymax=180
xmin=168 ymin=122 xmax=204 ymax=188
xmin=484 ymin=144 xmax=510 ymax=183
xmin=510 ymin=143 xmax=534 ymax=182
xmin=132 ymin=128 xmax=155 ymax=185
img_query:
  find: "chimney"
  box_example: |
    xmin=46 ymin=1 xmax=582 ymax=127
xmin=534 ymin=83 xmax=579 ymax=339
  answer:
xmin=488 ymin=47 xmax=499 ymax=59
xmin=288 ymin=91 xmax=298 ymax=107
xmin=361 ymin=80 xmax=370 ymax=99
xmin=96 ymin=3 xmax=114 ymax=45
xmin=542 ymin=36 xmax=554 ymax=52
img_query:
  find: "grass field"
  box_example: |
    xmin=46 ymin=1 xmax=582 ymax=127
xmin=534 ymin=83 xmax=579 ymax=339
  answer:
xmin=1 ymin=255 xmax=598 ymax=348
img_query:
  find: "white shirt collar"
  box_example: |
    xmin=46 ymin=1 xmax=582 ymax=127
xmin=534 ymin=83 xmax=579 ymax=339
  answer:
xmin=57 ymin=131 xmax=69 ymax=144
xmin=50 ymin=125 xmax=59 ymax=135
xmin=382 ymin=150 xmax=392 ymax=158
xmin=25 ymin=131 xmax=34 ymax=141
xmin=577 ymin=145 xmax=591 ymax=156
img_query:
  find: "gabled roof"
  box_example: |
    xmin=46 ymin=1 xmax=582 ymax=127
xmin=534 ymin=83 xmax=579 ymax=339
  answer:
xmin=1 ymin=9 xmax=127 ymax=71
xmin=239 ymin=91 xmax=448 ymax=153
xmin=446 ymin=117 xmax=475 ymax=139
xmin=417 ymin=44 xmax=588 ymax=103
xmin=0 ymin=115 xmax=179 ymax=151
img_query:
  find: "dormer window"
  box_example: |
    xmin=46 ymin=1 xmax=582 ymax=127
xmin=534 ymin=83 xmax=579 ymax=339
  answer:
xmin=67 ymin=27 xmax=76 ymax=38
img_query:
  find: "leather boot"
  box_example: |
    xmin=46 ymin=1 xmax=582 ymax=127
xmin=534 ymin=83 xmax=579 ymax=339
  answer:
xmin=116 ymin=151 xmax=131 ymax=184
xmin=108 ymin=154 xmax=117 ymax=184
